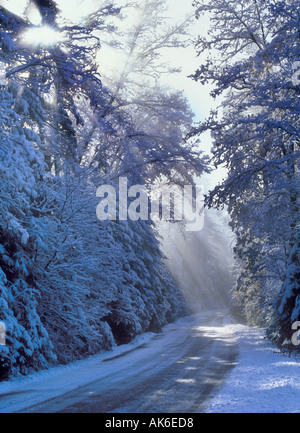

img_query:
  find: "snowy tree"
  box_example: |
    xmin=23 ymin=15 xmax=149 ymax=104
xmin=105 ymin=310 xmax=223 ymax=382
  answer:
xmin=0 ymin=0 xmax=199 ymax=377
xmin=191 ymin=0 xmax=300 ymax=338
xmin=89 ymin=0 xmax=208 ymax=185
xmin=0 ymin=84 xmax=57 ymax=378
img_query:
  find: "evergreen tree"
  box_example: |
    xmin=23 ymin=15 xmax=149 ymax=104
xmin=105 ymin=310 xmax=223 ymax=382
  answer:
xmin=0 ymin=84 xmax=56 ymax=378
xmin=191 ymin=0 xmax=300 ymax=342
xmin=0 ymin=0 xmax=202 ymax=378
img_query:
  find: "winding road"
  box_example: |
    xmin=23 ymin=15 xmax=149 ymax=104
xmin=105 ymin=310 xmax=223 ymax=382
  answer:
xmin=10 ymin=311 xmax=239 ymax=413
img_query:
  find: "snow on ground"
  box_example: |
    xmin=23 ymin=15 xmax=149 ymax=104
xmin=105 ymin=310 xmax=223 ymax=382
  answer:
xmin=1 ymin=312 xmax=300 ymax=413
xmin=206 ymin=319 xmax=300 ymax=413
xmin=0 ymin=330 xmax=158 ymax=413
xmin=0 ymin=314 xmax=202 ymax=413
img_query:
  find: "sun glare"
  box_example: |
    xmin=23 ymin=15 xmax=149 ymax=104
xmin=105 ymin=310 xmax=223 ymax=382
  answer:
xmin=22 ymin=26 xmax=65 ymax=47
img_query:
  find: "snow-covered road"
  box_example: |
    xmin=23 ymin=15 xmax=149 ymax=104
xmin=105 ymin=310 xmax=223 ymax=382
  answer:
xmin=0 ymin=311 xmax=238 ymax=413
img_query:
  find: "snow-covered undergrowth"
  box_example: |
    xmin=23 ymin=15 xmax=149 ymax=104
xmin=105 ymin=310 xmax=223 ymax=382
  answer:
xmin=206 ymin=321 xmax=300 ymax=413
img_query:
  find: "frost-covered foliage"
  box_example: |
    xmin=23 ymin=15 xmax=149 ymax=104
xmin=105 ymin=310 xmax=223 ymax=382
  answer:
xmin=0 ymin=0 xmax=201 ymax=379
xmin=0 ymin=85 xmax=56 ymax=378
xmin=91 ymin=0 xmax=208 ymax=185
xmin=191 ymin=0 xmax=300 ymax=346
xmin=37 ymin=172 xmax=187 ymax=364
